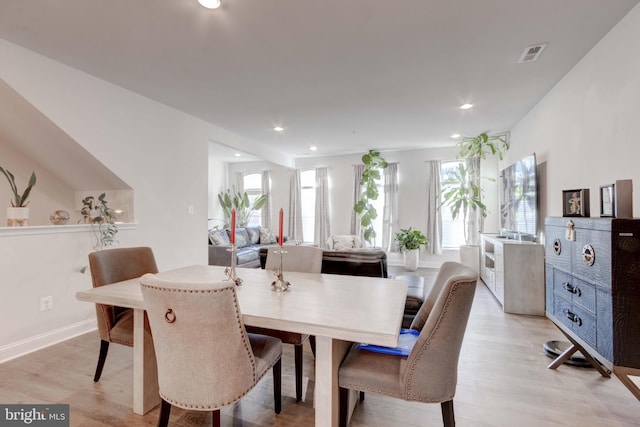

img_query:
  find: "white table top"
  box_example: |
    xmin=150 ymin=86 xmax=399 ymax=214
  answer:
xmin=76 ymin=264 xmax=407 ymax=347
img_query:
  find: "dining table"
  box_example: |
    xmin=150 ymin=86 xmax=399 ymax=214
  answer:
xmin=76 ymin=264 xmax=407 ymax=427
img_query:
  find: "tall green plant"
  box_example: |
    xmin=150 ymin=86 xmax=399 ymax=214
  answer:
xmin=0 ymin=167 xmax=36 ymax=207
xmin=439 ymin=132 xmax=509 ymax=245
xmin=354 ymin=149 xmax=388 ymax=244
xmin=218 ymin=186 xmax=268 ymax=227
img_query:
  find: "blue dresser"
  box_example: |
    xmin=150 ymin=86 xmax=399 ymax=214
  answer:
xmin=545 ymin=217 xmax=640 ymax=400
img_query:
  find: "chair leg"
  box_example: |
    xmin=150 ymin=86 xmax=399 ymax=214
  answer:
xmin=339 ymin=386 xmax=349 ymax=427
xmin=212 ymin=409 xmax=220 ymax=427
xmin=273 ymin=358 xmax=282 ymax=414
xmin=441 ymin=400 xmax=455 ymax=427
xmin=294 ymin=344 xmax=303 ymax=401
xmin=158 ymin=399 xmax=171 ymax=427
xmin=93 ymin=340 xmax=110 ymax=382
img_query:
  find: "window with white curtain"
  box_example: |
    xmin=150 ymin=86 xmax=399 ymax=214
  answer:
xmin=243 ymin=173 xmax=262 ymax=227
xmin=300 ymin=170 xmax=316 ymax=242
xmin=440 ymin=161 xmax=466 ymax=248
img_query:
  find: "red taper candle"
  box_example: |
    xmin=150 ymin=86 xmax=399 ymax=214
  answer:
xmin=278 ymin=208 xmax=284 ymax=246
xmin=230 ymin=208 xmax=236 ymax=244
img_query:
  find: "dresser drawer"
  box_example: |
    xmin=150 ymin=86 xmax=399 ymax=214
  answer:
xmin=572 ymin=277 xmax=596 ymax=313
xmin=553 ymin=296 xmax=597 ymax=348
xmin=573 ymin=227 xmax=611 ymax=288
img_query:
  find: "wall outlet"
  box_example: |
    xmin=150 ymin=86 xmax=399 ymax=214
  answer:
xmin=40 ymin=296 xmax=53 ymax=311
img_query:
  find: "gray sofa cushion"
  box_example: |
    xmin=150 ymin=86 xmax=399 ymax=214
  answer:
xmin=209 ymin=229 xmax=230 ymax=245
xmin=228 ymin=228 xmax=250 ymax=247
xmin=246 ymin=226 xmax=261 ymax=244
xmin=260 ymin=227 xmax=278 ymax=244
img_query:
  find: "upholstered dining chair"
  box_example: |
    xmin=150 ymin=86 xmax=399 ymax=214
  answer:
xmin=140 ymin=274 xmax=282 ymax=427
xmin=88 ymin=246 xmax=158 ymax=382
xmin=250 ymin=244 xmax=324 ymax=401
xmin=338 ymin=261 xmax=478 ymax=427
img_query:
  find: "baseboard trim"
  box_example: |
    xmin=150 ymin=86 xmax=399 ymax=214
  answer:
xmin=0 ymin=319 xmax=97 ymax=363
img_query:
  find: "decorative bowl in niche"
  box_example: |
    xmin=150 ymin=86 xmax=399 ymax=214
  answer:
xmin=50 ymin=210 xmax=70 ymax=225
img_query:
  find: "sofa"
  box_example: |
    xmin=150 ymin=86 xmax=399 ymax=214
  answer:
xmin=259 ymin=246 xmax=388 ymax=278
xmin=208 ymin=226 xmax=284 ymax=268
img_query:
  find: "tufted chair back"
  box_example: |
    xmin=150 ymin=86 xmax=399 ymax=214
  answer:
xmin=264 ymin=245 xmax=323 ymax=273
xmin=338 ymin=261 xmax=477 ymax=427
xmin=140 ymin=274 xmax=258 ymax=408
xmin=402 ymin=262 xmax=477 ymax=401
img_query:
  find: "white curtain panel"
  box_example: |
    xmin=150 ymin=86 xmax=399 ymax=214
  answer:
xmin=288 ymin=169 xmax=303 ymax=241
xmin=350 ymin=164 xmax=365 ymax=237
xmin=382 ymin=163 xmax=399 ymax=252
xmin=425 ymin=160 xmax=443 ymax=255
xmin=314 ymin=167 xmax=331 ymax=248
xmin=261 ymin=170 xmax=271 ymax=229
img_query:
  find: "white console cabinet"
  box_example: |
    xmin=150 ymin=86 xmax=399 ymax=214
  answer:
xmin=480 ymin=234 xmax=545 ymax=315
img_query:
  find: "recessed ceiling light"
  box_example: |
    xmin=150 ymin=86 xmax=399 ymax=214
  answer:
xmin=460 ymin=103 xmax=473 ymax=110
xmin=234 ymin=153 xmax=242 ymax=157
xmin=309 ymin=146 xmax=318 ymax=151
xmin=198 ymin=0 xmax=221 ymax=9
xmin=451 ymin=134 xmax=461 ymax=139
xmin=273 ymin=126 xmax=284 ymax=132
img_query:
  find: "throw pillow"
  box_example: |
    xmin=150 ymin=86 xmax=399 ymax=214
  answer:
xmin=260 ymin=227 xmax=278 ymax=245
xmin=209 ymin=229 xmax=230 ymax=246
xmin=332 ymin=235 xmax=356 ymax=250
xmin=246 ymin=226 xmax=261 ymax=245
xmin=228 ymin=228 xmax=250 ymax=248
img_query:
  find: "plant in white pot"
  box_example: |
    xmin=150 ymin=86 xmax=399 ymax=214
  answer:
xmin=394 ymin=227 xmax=428 ymax=271
xmin=0 ymin=166 xmax=36 ymax=226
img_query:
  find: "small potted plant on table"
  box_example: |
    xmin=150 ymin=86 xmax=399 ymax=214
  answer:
xmin=394 ymin=227 xmax=428 ymax=271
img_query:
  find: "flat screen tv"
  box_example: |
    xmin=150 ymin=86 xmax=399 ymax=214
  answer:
xmin=499 ymin=153 xmax=538 ymax=240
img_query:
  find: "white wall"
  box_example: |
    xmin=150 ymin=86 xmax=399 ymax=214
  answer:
xmin=0 ymin=40 xmax=282 ymax=360
xmin=507 ymin=3 xmax=640 ymax=243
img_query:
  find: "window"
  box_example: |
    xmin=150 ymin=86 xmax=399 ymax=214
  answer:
xmin=440 ymin=161 xmax=466 ymax=248
xmin=300 ymin=170 xmax=316 ymax=242
xmin=243 ymin=173 xmax=262 ymax=227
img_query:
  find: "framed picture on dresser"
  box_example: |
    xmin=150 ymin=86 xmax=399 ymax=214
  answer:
xmin=562 ymin=189 xmax=589 ymax=217
xmin=600 ymin=184 xmax=615 ymax=217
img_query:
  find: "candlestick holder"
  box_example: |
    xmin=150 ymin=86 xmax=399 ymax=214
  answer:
xmin=271 ymin=247 xmax=290 ymax=292
xmin=224 ymin=244 xmax=243 ymax=286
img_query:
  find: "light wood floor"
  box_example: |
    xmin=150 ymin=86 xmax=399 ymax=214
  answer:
xmin=1 ymin=270 xmax=639 ymax=426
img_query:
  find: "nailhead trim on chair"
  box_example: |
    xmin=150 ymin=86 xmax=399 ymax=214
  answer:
xmin=141 ymin=284 xmax=275 ymax=409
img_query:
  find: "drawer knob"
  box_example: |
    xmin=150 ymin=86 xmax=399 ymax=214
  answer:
xmin=563 ymin=282 xmax=581 ymax=296
xmin=565 ymin=309 xmax=582 ymax=326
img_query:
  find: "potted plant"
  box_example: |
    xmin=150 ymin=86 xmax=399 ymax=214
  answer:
xmin=218 ymin=186 xmax=268 ymax=228
xmin=79 ymin=193 xmax=118 ymax=250
xmin=0 ymin=166 xmax=36 ymax=226
xmin=354 ymin=149 xmax=388 ymax=245
xmin=394 ymin=227 xmax=428 ymax=271
xmin=439 ymin=132 xmax=509 ymax=271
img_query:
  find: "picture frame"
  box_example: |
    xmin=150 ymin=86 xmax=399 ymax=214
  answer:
xmin=599 ymin=184 xmax=615 ymax=217
xmin=562 ymin=189 xmax=590 ymax=217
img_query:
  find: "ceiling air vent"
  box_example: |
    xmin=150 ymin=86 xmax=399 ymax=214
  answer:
xmin=518 ymin=43 xmax=547 ymax=63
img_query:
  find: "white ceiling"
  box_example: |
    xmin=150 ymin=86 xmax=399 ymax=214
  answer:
xmin=1 ymin=0 xmax=638 ymax=159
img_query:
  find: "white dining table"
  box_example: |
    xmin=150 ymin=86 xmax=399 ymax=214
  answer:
xmin=76 ymin=264 xmax=407 ymax=427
